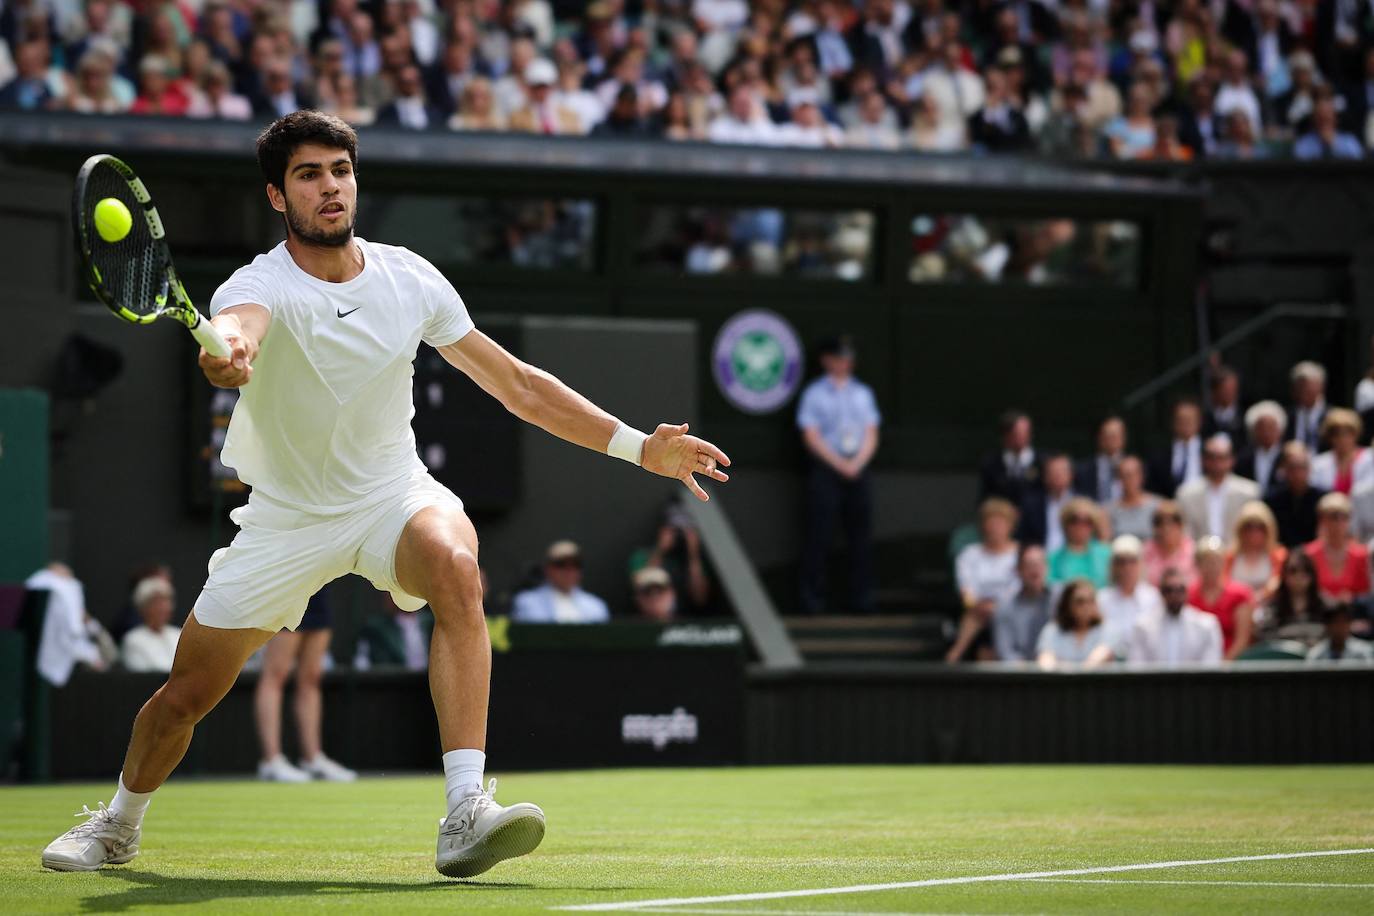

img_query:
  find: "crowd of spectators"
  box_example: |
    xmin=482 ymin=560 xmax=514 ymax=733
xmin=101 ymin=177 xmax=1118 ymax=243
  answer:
xmin=6 ymin=0 xmax=1374 ymax=159
xmin=951 ymin=356 xmax=1374 ymax=667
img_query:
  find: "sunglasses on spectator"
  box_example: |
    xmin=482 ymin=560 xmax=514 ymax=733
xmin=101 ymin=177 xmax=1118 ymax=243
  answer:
xmin=1067 ymin=515 xmax=1093 ymax=525
xmin=1153 ymin=516 xmax=1182 ymax=526
xmin=1071 ymin=595 xmax=1095 ymax=606
xmin=636 ymin=584 xmax=669 ymax=595
xmin=1203 ymin=450 xmax=1228 ymax=460
xmin=1284 ymin=565 xmax=1310 ymax=576
xmin=1161 ymin=584 xmax=1187 ymax=594
xmin=1321 ymin=510 xmax=1351 ymax=519
xmin=549 ymin=558 xmax=581 ymax=569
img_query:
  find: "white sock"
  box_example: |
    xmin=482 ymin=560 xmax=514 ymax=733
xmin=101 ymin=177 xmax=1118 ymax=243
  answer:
xmin=109 ymin=774 xmax=153 ymax=827
xmin=442 ymin=748 xmax=485 ymax=812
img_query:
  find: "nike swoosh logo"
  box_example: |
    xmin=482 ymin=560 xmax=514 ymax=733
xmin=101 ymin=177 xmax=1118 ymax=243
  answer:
xmin=337 ymin=307 xmax=362 ymax=318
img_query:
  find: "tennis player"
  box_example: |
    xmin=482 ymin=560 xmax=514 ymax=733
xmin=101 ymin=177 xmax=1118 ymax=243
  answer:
xmin=42 ymin=110 xmax=731 ymax=877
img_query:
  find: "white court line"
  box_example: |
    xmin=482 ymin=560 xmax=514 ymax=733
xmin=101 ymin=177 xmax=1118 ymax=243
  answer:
xmin=554 ymin=847 xmax=1374 ymax=911
xmin=627 ymin=909 xmax=1022 ymax=916
xmin=1031 ymin=878 xmax=1374 ymax=889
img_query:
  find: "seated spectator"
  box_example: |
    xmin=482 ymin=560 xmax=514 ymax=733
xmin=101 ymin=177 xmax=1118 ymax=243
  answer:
xmin=631 ymin=566 xmax=677 ymax=622
xmin=1142 ymin=499 xmax=1196 ymax=586
xmin=1107 ymin=455 xmax=1160 ymax=540
xmin=1305 ymin=603 xmax=1374 ymax=663
xmin=1047 ymin=498 xmax=1111 ymax=587
xmin=187 ymin=60 xmax=252 ymax=120
xmin=1311 ymin=409 xmax=1372 ymax=495
xmin=1288 ymin=361 xmax=1330 ymax=452
xmin=254 ymin=56 xmax=310 ymax=119
xmin=1188 ymin=536 xmax=1255 ymax=659
xmin=510 ymin=541 xmax=610 ymax=623
xmin=1214 ymin=109 xmax=1270 ymax=160
xmin=1097 ymin=535 xmax=1164 ymax=653
xmin=1202 ymin=365 xmax=1244 ymax=443
xmin=844 ymin=90 xmax=901 ymax=150
xmin=909 ymin=93 xmax=968 ymax=152
xmin=1303 ymin=493 xmax=1372 ymax=603
xmin=1236 ymin=400 xmax=1287 ymax=495
xmin=509 ymin=58 xmax=584 ymax=135
xmin=120 ymin=577 xmax=181 ymax=673
xmin=375 ymin=64 xmax=441 ymax=130
xmin=67 ymin=44 xmax=128 ymax=114
xmin=325 ymin=73 xmax=375 ymax=127
xmin=1252 ymin=548 xmax=1328 ymax=647
xmin=778 ymin=93 xmax=844 ymax=147
xmin=129 ymin=54 xmax=189 ymax=116
xmin=1353 ymin=475 xmax=1374 ymax=542
xmin=1075 ymin=415 xmax=1127 ymax=503
xmin=1225 ymin=501 xmax=1286 ymax=603
xmin=1141 ymin=114 xmax=1194 ymax=161
xmin=448 ymin=77 xmax=505 ymax=131
xmin=0 ymin=39 xmax=55 ymax=111
xmin=1018 ymin=452 xmax=1074 ymax=550
xmin=629 ymin=507 xmax=712 ymax=615
xmin=1214 ymin=49 xmax=1261 ymax=139
xmin=591 ymin=84 xmax=652 ymax=137
xmin=946 ymin=498 xmax=1021 ymax=662
xmin=968 ymin=67 xmax=1031 ymax=152
xmin=708 ymin=82 xmax=779 ymax=145
xmin=992 ymin=545 xmax=1054 ymax=662
xmin=353 ymin=596 xmax=431 ymax=670
xmin=1293 ymin=94 xmax=1363 ymax=159
xmin=1267 ymin=442 xmax=1325 ymax=547
xmin=1147 ymin=398 xmax=1203 ymax=496
xmin=1036 ymin=579 xmax=1115 ymax=670
xmin=1104 ymin=83 xmax=1157 ymax=159
xmin=979 ymin=409 xmax=1040 ymax=505
xmin=1176 ymin=434 xmax=1260 ymax=540
xmin=1127 ymin=567 xmax=1223 ymax=667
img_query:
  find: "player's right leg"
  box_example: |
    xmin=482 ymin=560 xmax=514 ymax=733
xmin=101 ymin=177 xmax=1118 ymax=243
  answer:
xmin=42 ymin=614 xmax=274 ymax=871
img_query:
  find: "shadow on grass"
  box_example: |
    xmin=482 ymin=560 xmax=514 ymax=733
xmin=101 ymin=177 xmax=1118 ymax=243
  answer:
xmin=78 ymin=868 xmax=628 ymax=912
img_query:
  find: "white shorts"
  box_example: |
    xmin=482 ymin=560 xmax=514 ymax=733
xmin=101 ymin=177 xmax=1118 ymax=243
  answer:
xmin=193 ymin=470 xmax=464 ymax=632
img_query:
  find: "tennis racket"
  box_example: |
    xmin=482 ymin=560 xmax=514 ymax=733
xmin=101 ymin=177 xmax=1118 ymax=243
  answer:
xmin=72 ymin=154 xmax=231 ymax=358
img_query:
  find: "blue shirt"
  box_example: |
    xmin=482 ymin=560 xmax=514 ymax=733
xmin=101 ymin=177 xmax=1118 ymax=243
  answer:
xmin=510 ymin=585 xmax=609 ymax=624
xmin=1293 ymin=131 xmax=1363 ymax=160
xmin=796 ymin=376 xmax=881 ymax=458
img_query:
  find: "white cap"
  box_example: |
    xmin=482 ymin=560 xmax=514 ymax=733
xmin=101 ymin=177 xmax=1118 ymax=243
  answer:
xmin=524 ymin=58 xmax=557 ymax=86
xmin=1111 ymin=534 xmax=1142 ymax=558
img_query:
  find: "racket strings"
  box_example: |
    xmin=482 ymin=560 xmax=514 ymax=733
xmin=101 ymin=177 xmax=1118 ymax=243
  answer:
xmin=82 ymin=163 xmax=167 ymax=318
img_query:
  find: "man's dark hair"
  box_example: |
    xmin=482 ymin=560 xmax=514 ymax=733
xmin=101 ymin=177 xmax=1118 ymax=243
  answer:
xmin=255 ymin=110 xmax=358 ymax=194
xmin=998 ymin=409 xmax=1029 ymax=436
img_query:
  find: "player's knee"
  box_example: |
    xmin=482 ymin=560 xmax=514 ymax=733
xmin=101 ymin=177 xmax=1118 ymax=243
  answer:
xmin=430 ymin=548 xmax=483 ymax=623
xmin=153 ymin=680 xmax=216 ymax=728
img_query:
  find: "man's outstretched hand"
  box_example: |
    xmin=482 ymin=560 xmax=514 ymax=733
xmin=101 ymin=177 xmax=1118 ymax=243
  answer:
xmin=640 ymin=422 xmax=731 ymax=502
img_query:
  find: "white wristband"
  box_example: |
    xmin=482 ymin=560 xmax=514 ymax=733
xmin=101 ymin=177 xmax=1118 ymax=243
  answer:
xmin=607 ymin=421 xmax=648 ymax=466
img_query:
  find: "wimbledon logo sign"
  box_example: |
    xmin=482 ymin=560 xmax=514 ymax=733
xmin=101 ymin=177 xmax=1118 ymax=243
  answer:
xmin=712 ymin=309 xmax=803 ymax=415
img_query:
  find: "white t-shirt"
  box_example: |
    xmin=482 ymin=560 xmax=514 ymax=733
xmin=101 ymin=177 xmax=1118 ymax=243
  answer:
xmin=955 ymin=543 xmax=1019 ymax=603
xmin=209 ymin=238 xmax=475 ymax=512
xmin=121 ymin=624 xmax=182 ymax=673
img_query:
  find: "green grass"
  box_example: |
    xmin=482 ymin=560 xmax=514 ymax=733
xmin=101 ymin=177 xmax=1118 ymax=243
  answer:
xmin=2 ymin=766 xmax=1372 ymax=914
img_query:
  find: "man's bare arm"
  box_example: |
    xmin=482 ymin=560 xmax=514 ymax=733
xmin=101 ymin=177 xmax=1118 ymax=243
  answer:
xmin=438 ymin=330 xmax=731 ymax=500
xmin=199 ymin=303 xmax=271 ymax=388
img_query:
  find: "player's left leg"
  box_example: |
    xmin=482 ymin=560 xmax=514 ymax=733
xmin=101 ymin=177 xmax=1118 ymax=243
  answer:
xmin=392 ymin=505 xmax=545 ymax=878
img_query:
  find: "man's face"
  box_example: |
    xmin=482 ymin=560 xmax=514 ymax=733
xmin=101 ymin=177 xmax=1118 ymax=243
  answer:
xmin=1295 ymin=376 xmax=1323 ymax=407
xmin=397 ymin=65 xmax=422 ymax=98
xmin=1214 ymin=374 xmax=1238 ymax=407
xmin=1174 ymin=404 xmax=1201 ymax=439
xmin=1020 ymin=548 xmax=1047 ymax=591
xmin=1119 ymin=456 xmax=1143 ymax=493
xmin=635 ymin=583 xmax=676 ymax=621
xmin=1160 ymin=575 xmax=1186 ymax=613
xmin=272 ymin=143 xmax=357 ymax=247
xmin=1112 ymin=554 xmax=1140 ymax=587
xmin=1099 ymin=418 xmax=1125 ymax=455
xmin=1287 ymin=454 xmax=1311 ymax=489
xmin=1045 ymin=457 xmax=1072 ymax=493
xmin=1203 ymin=440 xmax=1233 ymax=482
xmin=820 ymin=352 xmax=853 ymax=378
xmin=141 ymin=594 xmax=174 ymax=630
xmin=1254 ymin=415 xmax=1281 ymax=448
xmin=1008 ymin=417 xmax=1031 ymax=450
xmin=546 ymin=556 xmax=582 ymax=592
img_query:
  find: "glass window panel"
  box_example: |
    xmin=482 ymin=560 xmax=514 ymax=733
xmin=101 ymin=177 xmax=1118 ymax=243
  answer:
xmin=355 ymin=194 xmax=596 ymax=270
xmin=635 ymin=205 xmax=874 ymax=281
xmin=909 ymin=215 xmax=1141 ymax=288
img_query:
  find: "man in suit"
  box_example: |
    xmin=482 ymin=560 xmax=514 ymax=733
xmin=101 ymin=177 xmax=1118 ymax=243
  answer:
xmin=1176 ymin=434 xmax=1260 ymax=540
xmin=1018 ymin=452 xmax=1075 ymax=550
xmin=374 ymin=64 xmax=443 ymax=129
xmin=1266 ymin=442 xmax=1326 ymax=547
xmin=1148 ymin=399 xmax=1204 ymax=496
xmin=979 ymin=409 xmax=1040 ymax=504
xmin=1287 ymin=361 xmax=1329 ymax=452
xmin=1235 ymin=400 xmax=1287 ymax=495
xmin=510 ymin=541 xmax=610 ymax=623
xmin=1202 ymin=365 xmax=1245 ymax=443
xmin=1075 ymin=415 xmax=1127 ymax=503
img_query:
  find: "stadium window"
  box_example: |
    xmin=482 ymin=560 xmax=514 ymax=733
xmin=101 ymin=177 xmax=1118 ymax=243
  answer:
xmin=355 ymin=194 xmax=596 ymax=271
xmin=633 ymin=205 xmax=874 ymax=282
xmin=908 ymin=215 xmax=1141 ymax=289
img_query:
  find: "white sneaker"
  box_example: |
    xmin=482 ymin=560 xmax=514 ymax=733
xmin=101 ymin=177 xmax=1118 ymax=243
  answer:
xmin=299 ymin=754 xmax=357 ymax=782
xmin=257 ymin=754 xmax=312 ymax=783
xmin=41 ymin=803 xmax=140 ymax=871
xmin=435 ymin=778 xmax=545 ymax=878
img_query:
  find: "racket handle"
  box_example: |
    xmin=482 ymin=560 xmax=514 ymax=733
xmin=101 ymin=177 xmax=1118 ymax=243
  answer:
xmin=190 ymin=312 xmax=232 ymax=358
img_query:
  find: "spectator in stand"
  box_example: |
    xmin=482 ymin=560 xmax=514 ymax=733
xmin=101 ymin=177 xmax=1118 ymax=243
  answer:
xmin=909 ymin=92 xmax=968 ymax=152
xmin=511 ymin=540 xmax=610 ymax=623
xmin=1188 ymin=535 xmax=1255 ymax=658
xmin=1108 ymin=455 xmax=1161 ymax=540
xmin=1236 ymin=400 xmax=1287 ymax=495
xmin=508 ymin=58 xmax=580 ymax=135
xmin=1018 ymin=452 xmax=1074 ymax=551
xmin=1177 ymin=76 xmax=1220 ymax=157
xmin=1214 ymin=49 xmax=1262 ymax=138
xmin=979 ymin=409 xmax=1040 ymax=505
xmin=1075 ymin=415 xmax=1127 ymax=504
xmin=1304 ymin=492 xmax=1372 ymax=603
xmin=797 ymin=335 xmax=881 ymax=614
xmin=1267 ymin=442 xmax=1326 ymax=547
xmin=254 ymin=56 xmax=308 ymax=119
xmin=845 ymin=89 xmax=901 ymax=149
xmin=119 ymin=577 xmax=181 ymax=673
xmin=448 ymin=77 xmax=504 ymax=131
xmin=992 ymin=545 xmax=1054 ymax=662
xmin=779 ymin=93 xmax=844 ymax=147
xmin=187 ymin=59 xmax=250 ymax=120
xmin=1097 ymin=534 xmax=1164 ymax=653
xmin=325 ymin=73 xmax=375 ymax=127
xmin=1128 ymin=567 xmax=1224 ymax=667
xmin=1345 ymin=48 xmax=1374 ymax=149
xmin=1275 ymin=50 xmax=1322 ymax=134
xmin=1047 ymin=498 xmax=1111 ymax=587
xmin=1143 ymin=499 xmax=1196 ymax=586
xmin=1252 ymin=548 xmax=1328 ymax=647
xmin=1311 ymin=409 xmax=1373 ymax=495
xmin=630 ymin=505 xmax=712 ymax=615
xmin=553 ymin=54 xmax=604 ymax=134
xmin=0 ymin=38 xmax=54 ymax=110
xmin=129 ymin=54 xmax=188 ymax=115
xmin=1202 ymin=365 xmax=1244 ymax=443
xmin=921 ymin=40 xmax=986 ymax=139
xmin=708 ymin=81 xmax=777 ymax=145
xmin=1306 ymin=603 xmax=1374 ymax=663
xmin=1214 ymin=109 xmax=1271 ymax=159
xmin=353 ymin=596 xmax=431 ymax=671
xmin=1036 ymin=578 xmax=1115 ymax=670
xmin=631 ymin=566 xmax=677 ymax=622
xmin=1143 ymin=114 xmax=1195 ymax=160
xmin=1226 ymin=500 xmax=1287 ymax=603
xmin=946 ymin=497 xmax=1021 ymax=663
xmin=1294 ymin=93 xmax=1363 ymax=158
xmin=968 ymin=66 xmax=1031 ymax=152
xmin=1148 ymin=398 xmax=1204 ymax=496
xmin=1104 ymin=82 xmax=1158 ymax=158
xmin=375 ymin=63 xmax=441 ymax=130
xmin=1176 ymin=434 xmax=1260 ymax=540
xmin=1287 ymin=361 xmax=1329 ymax=452
xmin=66 ymin=43 xmax=127 ymax=114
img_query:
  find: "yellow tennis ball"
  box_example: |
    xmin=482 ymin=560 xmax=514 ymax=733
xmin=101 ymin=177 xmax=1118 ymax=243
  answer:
xmin=93 ymin=197 xmax=133 ymax=243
